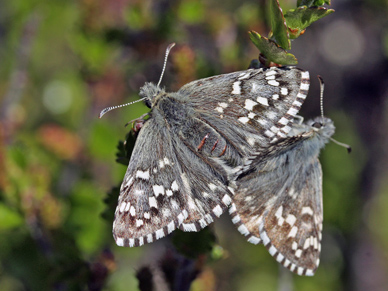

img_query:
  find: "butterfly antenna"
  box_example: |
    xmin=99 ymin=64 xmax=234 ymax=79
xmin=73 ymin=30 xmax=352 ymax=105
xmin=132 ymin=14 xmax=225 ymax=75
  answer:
xmin=330 ymin=137 xmax=352 ymax=153
xmin=317 ymin=76 xmax=352 ymax=153
xmin=99 ymin=98 xmax=146 ymax=118
xmin=157 ymin=43 xmax=176 ymax=88
xmin=317 ymin=75 xmax=325 ymax=120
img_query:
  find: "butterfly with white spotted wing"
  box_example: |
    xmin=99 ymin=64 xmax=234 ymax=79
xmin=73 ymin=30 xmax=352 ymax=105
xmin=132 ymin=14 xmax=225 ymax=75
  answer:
xmin=100 ymin=44 xmax=312 ymax=270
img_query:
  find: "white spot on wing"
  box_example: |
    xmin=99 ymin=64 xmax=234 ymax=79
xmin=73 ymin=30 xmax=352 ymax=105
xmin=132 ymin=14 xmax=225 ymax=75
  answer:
xmin=268 ymin=80 xmax=280 ymax=86
xmin=232 ymin=81 xmax=241 ymax=94
xmin=297 ymin=267 xmax=304 ymax=275
xmin=177 ymin=212 xmax=185 ymax=224
xmin=215 ymin=106 xmax=223 ymax=113
xmin=129 ymin=238 xmax=135 ymax=247
xmin=153 ymin=185 xmax=165 ymax=197
xmin=265 ymin=69 xmax=277 ymax=76
xmin=130 ymin=206 xmax=136 ymax=216
xmin=167 ymin=221 xmax=175 ymax=233
xmin=156 ymin=228 xmax=165 ymax=239
xmin=245 ymin=99 xmax=258 ymax=111
xmin=251 ymin=83 xmax=259 ymax=93
xmin=238 ymin=224 xmax=249 ymax=236
xmin=149 ymin=196 xmax=158 ymax=209
xmin=171 ymin=180 xmax=179 ymax=191
xmin=260 ymin=229 xmax=270 ymax=246
xmin=301 ymin=206 xmax=314 ymax=216
xmin=248 ymin=112 xmax=256 ymax=119
xmin=264 ymin=129 xmax=275 ymax=138
xmin=212 ymin=205 xmax=223 ymax=217
xmin=287 ymin=107 xmax=299 ymax=117
xmin=269 ymin=245 xmax=277 ymax=256
xmin=229 ymin=203 xmax=237 ymax=213
xmin=257 ymin=96 xmax=269 ymax=106
xmin=182 ymin=223 xmax=197 ymax=232
xmin=208 ymin=183 xmax=217 ymax=191
xmin=138 ymin=237 xmax=144 ymax=246
xmin=305 ymin=269 xmax=314 ymax=276
xmin=248 ymin=236 xmax=261 ymax=244
xmin=116 ymin=237 xmax=124 ymax=246
xmin=171 ymin=199 xmax=179 ymax=209
xmin=247 ymin=137 xmax=255 ymax=146
xmin=301 ymin=83 xmax=309 ymax=90
xmin=288 ymin=226 xmax=298 ymax=238
xmin=231 ymin=215 xmax=241 ymax=224
xmin=278 ymin=117 xmax=289 ymax=125
xmin=276 ymin=253 xmax=284 ymax=263
xmin=136 ymin=170 xmax=150 ymax=180
xmin=275 ymin=206 xmax=284 ymax=226
xmin=119 ymin=202 xmax=126 ymax=213
xmin=222 ymin=194 xmax=232 ymax=205
xmin=286 ymin=214 xmax=297 ymax=226
xmin=238 ymin=72 xmax=251 ymax=79
xmin=303 ymin=238 xmax=311 ymax=249
xmin=239 ymin=117 xmax=250 ymax=124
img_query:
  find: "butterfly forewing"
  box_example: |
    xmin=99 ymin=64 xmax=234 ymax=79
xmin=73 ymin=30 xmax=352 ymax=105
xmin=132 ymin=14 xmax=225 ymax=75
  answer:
xmin=113 ymin=121 xmax=188 ymax=247
xmin=179 ymin=67 xmax=310 ymax=151
xmin=114 ymin=108 xmax=235 ymax=245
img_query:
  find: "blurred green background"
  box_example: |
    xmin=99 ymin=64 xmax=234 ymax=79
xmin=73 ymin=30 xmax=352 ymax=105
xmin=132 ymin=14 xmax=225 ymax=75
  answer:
xmin=1 ymin=0 xmax=387 ymax=290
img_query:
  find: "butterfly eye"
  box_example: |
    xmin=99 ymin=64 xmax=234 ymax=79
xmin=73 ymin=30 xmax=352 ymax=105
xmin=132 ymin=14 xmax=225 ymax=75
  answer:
xmin=144 ymin=99 xmax=152 ymax=108
xmin=312 ymin=122 xmax=323 ymax=129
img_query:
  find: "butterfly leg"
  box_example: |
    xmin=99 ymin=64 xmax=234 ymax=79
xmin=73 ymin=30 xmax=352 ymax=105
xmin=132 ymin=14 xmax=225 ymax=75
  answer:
xmin=294 ymin=115 xmax=304 ymax=125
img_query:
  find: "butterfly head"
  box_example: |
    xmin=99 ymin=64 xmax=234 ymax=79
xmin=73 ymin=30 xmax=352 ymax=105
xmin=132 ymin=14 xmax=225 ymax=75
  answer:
xmin=139 ymin=82 xmax=165 ymax=108
xmin=309 ymin=116 xmax=335 ymax=139
xmin=139 ymin=43 xmax=175 ymax=109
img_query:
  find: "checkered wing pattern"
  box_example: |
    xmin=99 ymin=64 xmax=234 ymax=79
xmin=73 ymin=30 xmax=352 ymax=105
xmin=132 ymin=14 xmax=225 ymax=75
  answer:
xmin=113 ymin=119 xmax=234 ymax=247
xmin=230 ymin=117 xmax=335 ymax=276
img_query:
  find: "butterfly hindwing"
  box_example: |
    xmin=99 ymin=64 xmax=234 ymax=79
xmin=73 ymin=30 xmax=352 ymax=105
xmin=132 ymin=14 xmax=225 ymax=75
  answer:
xmin=230 ymin=117 xmax=335 ymax=276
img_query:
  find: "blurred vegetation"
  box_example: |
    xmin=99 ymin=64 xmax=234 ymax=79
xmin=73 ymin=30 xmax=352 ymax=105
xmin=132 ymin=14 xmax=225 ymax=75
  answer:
xmin=1 ymin=0 xmax=388 ymax=290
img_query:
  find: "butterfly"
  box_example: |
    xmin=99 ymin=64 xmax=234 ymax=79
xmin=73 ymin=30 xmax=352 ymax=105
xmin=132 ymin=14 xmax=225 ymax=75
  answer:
xmin=104 ymin=44 xmax=311 ymax=251
xmin=229 ymin=114 xmax=336 ymax=276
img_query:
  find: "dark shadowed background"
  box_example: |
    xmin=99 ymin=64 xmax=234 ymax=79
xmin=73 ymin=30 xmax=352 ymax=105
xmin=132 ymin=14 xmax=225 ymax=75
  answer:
xmin=1 ymin=0 xmax=387 ymax=290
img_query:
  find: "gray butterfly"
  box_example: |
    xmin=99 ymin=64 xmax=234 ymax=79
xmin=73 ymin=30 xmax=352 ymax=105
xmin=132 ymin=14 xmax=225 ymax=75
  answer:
xmin=105 ymin=45 xmax=310 ymax=248
xmin=229 ymin=115 xmax=336 ymax=276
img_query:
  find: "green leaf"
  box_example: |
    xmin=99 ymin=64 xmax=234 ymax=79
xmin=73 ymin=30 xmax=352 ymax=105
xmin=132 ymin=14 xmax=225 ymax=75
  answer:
xmin=297 ymin=0 xmax=331 ymax=7
xmin=249 ymin=31 xmax=297 ymax=66
xmin=285 ymin=6 xmax=334 ymax=39
xmin=268 ymin=0 xmax=290 ymax=50
xmin=0 ymin=203 xmax=23 ymax=230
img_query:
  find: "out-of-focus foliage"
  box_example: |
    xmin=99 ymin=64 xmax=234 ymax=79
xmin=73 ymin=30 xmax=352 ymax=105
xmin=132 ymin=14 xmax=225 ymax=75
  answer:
xmin=1 ymin=0 xmax=388 ymax=290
